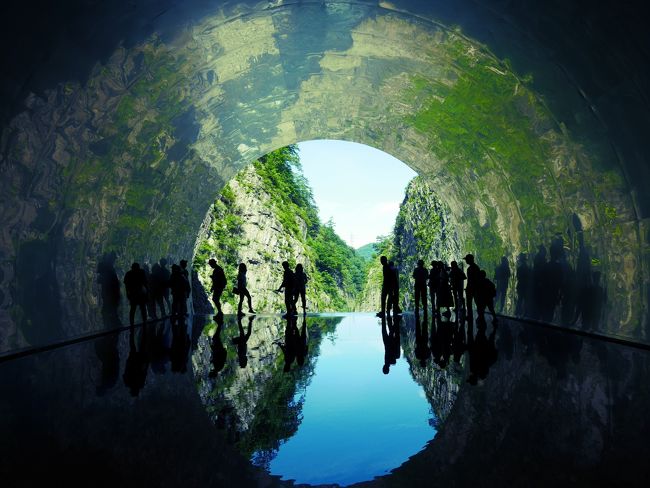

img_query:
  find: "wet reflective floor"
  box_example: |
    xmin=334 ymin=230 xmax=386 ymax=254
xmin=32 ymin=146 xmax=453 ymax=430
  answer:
xmin=1 ymin=313 xmax=650 ymax=487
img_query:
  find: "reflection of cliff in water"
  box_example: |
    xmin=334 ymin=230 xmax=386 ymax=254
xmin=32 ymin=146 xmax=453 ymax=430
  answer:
xmin=399 ymin=314 xmax=465 ymax=425
xmin=192 ymin=314 xmax=343 ymax=466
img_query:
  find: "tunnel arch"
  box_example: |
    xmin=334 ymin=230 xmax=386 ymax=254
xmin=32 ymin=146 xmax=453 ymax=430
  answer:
xmin=0 ymin=1 xmax=647 ymax=353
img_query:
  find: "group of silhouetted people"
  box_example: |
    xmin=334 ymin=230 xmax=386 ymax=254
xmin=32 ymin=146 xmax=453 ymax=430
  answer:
xmin=208 ymin=258 xmax=309 ymax=317
xmin=377 ymin=253 xmax=498 ymax=323
xmin=123 ymin=258 xmax=191 ymax=326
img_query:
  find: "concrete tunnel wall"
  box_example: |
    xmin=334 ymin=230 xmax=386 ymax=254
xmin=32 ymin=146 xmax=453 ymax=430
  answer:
xmin=0 ymin=0 xmax=649 ymax=354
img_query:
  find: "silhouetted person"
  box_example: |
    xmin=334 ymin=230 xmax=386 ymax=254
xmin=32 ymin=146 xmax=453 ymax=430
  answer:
xmin=428 ymin=260 xmax=440 ymax=312
xmin=515 ymin=253 xmax=530 ymax=316
xmin=180 ymin=259 xmax=191 ymax=316
xmin=150 ymin=261 xmax=167 ymax=318
xmin=236 ymin=263 xmax=255 ymax=316
xmin=436 ymin=264 xmax=454 ymax=316
xmin=293 ymin=263 xmax=308 ymax=314
xmin=123 ymin=325 xmax=149 ymax=396
xmin=381 ymin=314 xmax=401 ymax=374
xmin=449 ymin=261 xmax=466 ymax=311
xmin=169 ymin=264 xmax=190 ymax=320
xmin=170 ymin=316 xmax=190 ymax=373
xmin=277 ymin=261 xmax=296 ymax=317
xmin=124 ymin=262 xmax=148 ymax=326
xmin=209 ymin=258 xmax=227 ymax=316
xmin=209 ymin=314 xmax=227 ymax=378
xmin=467 ymin=315 xmax=498 ymax=385
xmin=387 ymin=260 xmax=401 ymax=314
xmin=414 ymin=312 xmax=429 ymax=367
xmin=413 ymin=259 xmax=428 ymax=314
xmin=97 ymin=252 xmax=120 ymax=315
xmin=377 ymin=256 xmax=391 ymax=317
xmin=494 ymin=256 xmax=510 ymax=312
xmin=476 ymin=270 xmax=497 ymax=321
xmin=143 ymin=263 xmax=157 ymax=318
xmin=296 ymin=315 xmax=309 ymax=367
xmin=232 ymin=315 xmax=253 ymax=368
xmin=464 ymin=254 xmax=481 ymax=322
xmin=159 ymin=258 xmax=172 ymax=313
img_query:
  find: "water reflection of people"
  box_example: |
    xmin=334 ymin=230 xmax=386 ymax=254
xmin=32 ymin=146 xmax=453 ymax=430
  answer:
xmin=232 ymin=315 xmax=253 ymax=368
xmin=467 ymin=315 xmax=498 ymax=385
xmin=123 ymin=325 xmax=149 ymax=396
xmin=209 ymin=314 xmax=227 ymax=378
xmin=296 ymin=315 xmax=309 ymax=366
xmin=95 ymin=252 xmax=121 ymax=395
xmin=170 ymin=317 xmax=191 ymax=373
xmin=279 ymin=316 xmax=299 ymax=372
xmin=414 ymin=312 xmax=429 ymax=367
xmin=382 ymin=314 xmax=401 ymax=374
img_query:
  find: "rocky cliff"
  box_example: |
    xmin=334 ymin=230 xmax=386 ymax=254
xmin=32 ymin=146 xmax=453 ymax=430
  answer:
xmin=356 ymin=176 xmax=461 ymax=312
xmin=193 ymin=146 xmax=366 ymax=313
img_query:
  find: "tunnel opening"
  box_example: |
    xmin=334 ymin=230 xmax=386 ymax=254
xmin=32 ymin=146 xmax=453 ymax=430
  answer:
xmin=2 ymin=2 xmax=650 ymax=487
xmin=0 ymin=0 xmax=645 ymax=356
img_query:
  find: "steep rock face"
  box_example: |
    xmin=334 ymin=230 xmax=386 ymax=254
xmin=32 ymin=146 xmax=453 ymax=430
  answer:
xmin=193 ymin=155 xmax=363 ymax=313
xmin=356 ymin=177 xmax=461 ymax=312
xmin=394 ymin=177 xmax=462 ymax=309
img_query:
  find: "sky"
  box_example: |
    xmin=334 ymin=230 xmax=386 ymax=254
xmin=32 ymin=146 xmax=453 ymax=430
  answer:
xmin=297 ymin=140 xmax=416 ymax=249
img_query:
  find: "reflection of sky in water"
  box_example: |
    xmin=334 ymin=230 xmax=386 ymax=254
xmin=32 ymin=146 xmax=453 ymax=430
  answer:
xmin=267 ymin=314 xmax=436 ymax=486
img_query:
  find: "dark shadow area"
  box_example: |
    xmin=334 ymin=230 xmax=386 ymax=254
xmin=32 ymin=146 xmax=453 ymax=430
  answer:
xmin=0 ymin=314 xmax=649 ymax=486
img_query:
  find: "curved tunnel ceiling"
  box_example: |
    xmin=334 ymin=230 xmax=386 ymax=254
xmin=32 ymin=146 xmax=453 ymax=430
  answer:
xmin=1 ymin=0 xmax=649 ymax=352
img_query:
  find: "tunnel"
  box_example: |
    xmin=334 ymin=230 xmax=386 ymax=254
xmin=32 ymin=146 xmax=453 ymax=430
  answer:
xmin=1 ymin=0 xmax=650 ymax=486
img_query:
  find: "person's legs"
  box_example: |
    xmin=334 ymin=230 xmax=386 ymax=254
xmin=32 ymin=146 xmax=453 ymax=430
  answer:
xmin=213 ymin=288 xmax=223 ymax=314
xmin=380 ymin=285 xmax=389 ymax=314
xmin=139 ymin=301 xmax=147 ymax=323
xmin=129 ymin=301 xmax=137 ymax=326
xmin=245 ymin=288 xmax=254 ymax=312
xmin=238 ymin=292 xmax=245 ymax=314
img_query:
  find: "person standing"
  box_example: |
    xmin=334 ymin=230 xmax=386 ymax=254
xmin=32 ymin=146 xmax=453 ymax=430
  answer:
xmin=477 ymin=270 xmax=498 ymax=321
xmin=428 ymin=261 xmax=440 ymax=313
xmin=179 ymin=259 xmax=191 ymax=317
xmin=449 ymin=260 xmax=466 ymax=311
xmin=436 ymin=263 xmax=454 ymax=316
xmin=236 ymin=262 xmax=255 ymax=316
xmin=208 ymin=258 xmax=227 ymax=316
xmin=124 ymin=262 xmax=148 ymax=326
xmin=388 ymin=260 xmax=401 ymax=314
xmin=412 ymin=259 xmax=429 ymax=315
xmin=169 ymin=264 xmax=190 ymax=320
xmin=293 ymin=263 xmax=308 ymax=314
xmin=277 ymin=261 xmax=296 ymax=317
xmin=377 ymin=256 xmax=391 ymax=317
xmin=464 ymin=254 xmax=481 ymax=321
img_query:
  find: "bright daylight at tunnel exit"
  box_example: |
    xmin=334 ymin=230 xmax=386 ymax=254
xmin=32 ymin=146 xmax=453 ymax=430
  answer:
xmin=1 ymin=0 xmax=650 ymax=487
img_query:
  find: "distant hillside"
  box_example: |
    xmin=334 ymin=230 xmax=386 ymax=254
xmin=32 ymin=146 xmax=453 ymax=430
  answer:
xmin=355 ymin=242 xmax=377 ymax=262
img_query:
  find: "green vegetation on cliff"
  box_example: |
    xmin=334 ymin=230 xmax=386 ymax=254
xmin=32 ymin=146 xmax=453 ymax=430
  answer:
xmin=356 ymin=177 xmax=461 ymax=311
xmin=194 ymin=145 xmax=367 ymax=312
